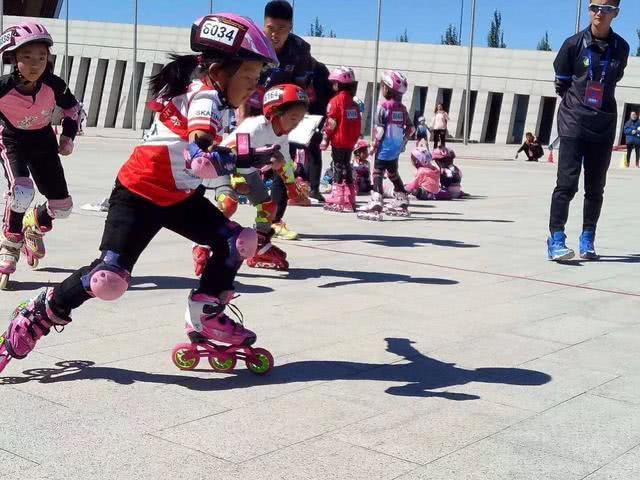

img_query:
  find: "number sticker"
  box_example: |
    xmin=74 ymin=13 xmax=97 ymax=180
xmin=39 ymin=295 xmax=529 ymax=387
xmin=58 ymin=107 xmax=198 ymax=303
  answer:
xmin=0 ymin=30 xmax=14 ymax=51
xmin=200 ymin=18 xmax=240 ymax=48
xmin=263 ymin=88 xmax=284 ymax=105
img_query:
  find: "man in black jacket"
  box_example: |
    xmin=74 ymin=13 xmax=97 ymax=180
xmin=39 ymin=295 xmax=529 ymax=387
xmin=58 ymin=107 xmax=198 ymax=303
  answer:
xmin=547 ymin=0 xmax=629 ymax=261
xmin=261 ymin=0 xmax=333 ymax=203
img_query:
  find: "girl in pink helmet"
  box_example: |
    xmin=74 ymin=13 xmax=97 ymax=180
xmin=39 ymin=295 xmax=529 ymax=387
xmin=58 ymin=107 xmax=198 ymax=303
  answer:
xmin=0 ymin=23 xmax=81 ymax=289
xmin=357 ymin=70 xmax=414 ymax=220
xmin=321 ymin=66 xmax=362 ymax=212
xmin=0 ymin=14 xmax=280 ymax=375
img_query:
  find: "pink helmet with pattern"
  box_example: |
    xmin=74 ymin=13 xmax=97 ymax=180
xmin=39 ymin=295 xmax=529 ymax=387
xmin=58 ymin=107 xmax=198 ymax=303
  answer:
xmin=381 ymin=70 xmax=408 ymax=95
xmin=354 ymin=138 xmax=369 ymax=153
xmin=0 ymin=23 xmax=53 ymax=61
xmin=411 ymin=148 xmax=433 ymax=169
xmin=190 ymin=14 xmax=278 ymax=68
xmin=329 ymin=66 xmax=356 ymax=84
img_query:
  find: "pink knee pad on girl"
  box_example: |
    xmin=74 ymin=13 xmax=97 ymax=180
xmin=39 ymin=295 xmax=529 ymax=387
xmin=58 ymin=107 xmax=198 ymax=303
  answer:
xmin=235 ymin=227 xmax=258 ymax=259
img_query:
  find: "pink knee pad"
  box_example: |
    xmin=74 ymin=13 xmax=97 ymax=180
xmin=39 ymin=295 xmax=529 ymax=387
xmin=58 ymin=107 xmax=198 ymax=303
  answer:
xmin=89 ymin=269 xmax=130 ymax=301
xmin=236 ymin=227 xmax=258 ymax=259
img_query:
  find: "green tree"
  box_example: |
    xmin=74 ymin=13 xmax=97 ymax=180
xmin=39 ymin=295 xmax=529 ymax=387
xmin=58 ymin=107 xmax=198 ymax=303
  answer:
xmin=397 ymin=29 xmax=409 ymax=43
xmin=636 ymin=29 xmax=640 ymax=56
xmin=537 ymin=31 xmax=552 ymax=51
xmin=487 ymin=10 xmax=507 ymax=48
xmin=308 ymin=17 xmax=336 ymax=38
xmin=441 ymin=24 xmax=461 ymax=45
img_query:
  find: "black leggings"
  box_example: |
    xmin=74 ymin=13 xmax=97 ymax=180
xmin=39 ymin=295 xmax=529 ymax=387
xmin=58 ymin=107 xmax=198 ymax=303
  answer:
xmin=433 ymin=129 xmax=446 ymax=149
xmin=549 ymin=137 xmax=612 ymax=233
xmin=51 ymin=182 xmax=240 ymax=314
xmin=332 ymin=148 xmax=353 ymax=184
xmin=270 ymin=174 xmax=288 ymax=223
xmin=627 ymin=143 xmax=640 ymax=165
xmin=373 ymin=158 xmax=405 ymax=194
xmin=0 ymin=125 xmax=69 ymax=233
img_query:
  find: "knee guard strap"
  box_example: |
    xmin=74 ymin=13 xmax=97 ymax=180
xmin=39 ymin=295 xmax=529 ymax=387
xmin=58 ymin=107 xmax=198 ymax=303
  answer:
xmin=256 ymin=200 xmax=277 ymax=225
xmin=81 ymin=251 xmax=131 ymax=301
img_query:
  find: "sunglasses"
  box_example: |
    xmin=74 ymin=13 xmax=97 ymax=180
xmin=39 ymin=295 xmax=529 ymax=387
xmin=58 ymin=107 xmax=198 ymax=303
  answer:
xmin=588 ymin=4 xmax=620 ymax=15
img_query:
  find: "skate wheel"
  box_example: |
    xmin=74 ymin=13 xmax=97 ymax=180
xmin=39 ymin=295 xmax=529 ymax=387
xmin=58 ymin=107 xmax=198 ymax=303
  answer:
xmin=246 ymin=347 xmax=274 ymax=375
xmin=28 ymin=257 xmax=39 ymax=269
xmin=209 ymin=354 xmax=237 ymax=373
xmin=0 ymin=274 xmax=9 ymax=291
xmin=171 ymin=343 xmax=200 ymax=370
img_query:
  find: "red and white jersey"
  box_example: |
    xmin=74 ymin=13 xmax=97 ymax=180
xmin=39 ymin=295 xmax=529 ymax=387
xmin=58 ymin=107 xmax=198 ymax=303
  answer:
xmin=118 ymin=79 xmax=226 ymax=206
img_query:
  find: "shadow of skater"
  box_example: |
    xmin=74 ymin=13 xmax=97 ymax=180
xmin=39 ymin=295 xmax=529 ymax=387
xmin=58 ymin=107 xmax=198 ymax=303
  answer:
xmin=0 ymin=338 xmax=551 ymax=401
xmin=129 ymin=276 xmax=273 ymax=294
xmin=240 ymin=267 xmax=458 ymax=288
xmin=299 ymin=233 xmax=479 ymax=248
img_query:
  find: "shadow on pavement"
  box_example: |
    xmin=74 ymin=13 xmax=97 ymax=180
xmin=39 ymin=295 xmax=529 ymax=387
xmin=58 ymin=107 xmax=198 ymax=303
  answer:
xmin=0 ymin=338 xmax=551 ymax=401
xmin=299 ymin=233 xmax=479 ymax=248
xmin=239 ymin=267 xmax=458 ymax=288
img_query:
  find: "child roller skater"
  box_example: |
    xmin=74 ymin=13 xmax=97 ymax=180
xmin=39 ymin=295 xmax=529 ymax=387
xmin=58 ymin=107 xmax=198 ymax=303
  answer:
xmin=0 ymin=14 xmax=280 ymax=375
xmin=352 ymin=139 xmax=372 ymax=194
xmin=321 ymin=66 xmax=362 ymax=213
xmin=0 ymin=23 xmax=81 ymax=289
xmin=358 ymin=70 xmax=414 ymax=220
xmin=194 ymin=83 xmax=309 ymax=273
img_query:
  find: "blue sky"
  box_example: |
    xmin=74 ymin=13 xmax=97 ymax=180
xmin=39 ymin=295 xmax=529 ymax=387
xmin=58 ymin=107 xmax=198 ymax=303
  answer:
xmin=61 ymin=0 xmax=640 ymax=52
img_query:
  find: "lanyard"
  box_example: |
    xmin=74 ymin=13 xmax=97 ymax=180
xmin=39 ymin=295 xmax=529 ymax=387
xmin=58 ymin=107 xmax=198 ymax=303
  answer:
xmin=587 ymin=46 xmax=612 ymax=84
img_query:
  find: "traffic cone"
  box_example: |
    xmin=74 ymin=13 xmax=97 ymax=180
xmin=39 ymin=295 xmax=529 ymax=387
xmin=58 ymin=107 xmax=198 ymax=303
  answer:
xmin=547 ymin=149 xmax=554 ymax=163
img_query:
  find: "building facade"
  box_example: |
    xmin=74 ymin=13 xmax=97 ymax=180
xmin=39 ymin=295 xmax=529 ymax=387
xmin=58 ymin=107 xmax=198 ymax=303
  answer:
xmin=5 ymin=15 xmax=639 ymax=144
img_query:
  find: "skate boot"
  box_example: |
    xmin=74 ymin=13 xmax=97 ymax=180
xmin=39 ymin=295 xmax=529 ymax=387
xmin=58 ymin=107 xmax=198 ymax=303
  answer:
xmin=547 ymin=231 xmax=575 ymax=261
xmin=346 ymin=182 xmax=358 ymax=212
xmin=272 ymin=221 xmax=299 ymax=240
xmin=246 ymin=230 xmax=289 ymax=271
xmin=0 ymin=288 xmax=71 ymax=373
xmin=324 ymin=183 xmax=349 ymax=212
xmin=22 ymin=208 xmax=48 ymax=268
xmin=357 ymin=191 xmax=384 ymax=221
xmin=171 ymin=290 xmax=274 ymax=375
xmin=0 ymin=231 xmax=23 ymax=290
xmin=385 ymin=191 xmax=410 ymax=217
xmin=287 ymin=179 xmax=311 ymax=207
xmin=579 ymin=230 xmax=598 ymax=260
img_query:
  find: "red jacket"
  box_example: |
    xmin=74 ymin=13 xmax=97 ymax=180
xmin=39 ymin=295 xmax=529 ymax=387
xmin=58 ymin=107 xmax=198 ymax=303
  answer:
xmin=326 ymin=90 xmax=362 ymax=150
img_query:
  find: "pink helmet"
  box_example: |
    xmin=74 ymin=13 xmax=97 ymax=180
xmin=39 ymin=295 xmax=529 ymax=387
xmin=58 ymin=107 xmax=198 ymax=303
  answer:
xmin=329 ymin=66 xmax=356 ymax=84
xmin=381 ymin=70 xmax=408 ymax=95
xmin=0 ymin=23 xmax=53 ymax=61
xmin=411 ymin=148 xmax=433 ymax=169
xmin=190 ymin=14 xmax=278 ymax=68
xmin=354 ymin=138 xmax=369 ymax=153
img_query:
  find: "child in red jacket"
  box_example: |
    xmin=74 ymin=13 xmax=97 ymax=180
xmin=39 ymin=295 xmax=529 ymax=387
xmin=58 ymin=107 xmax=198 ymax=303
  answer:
xmin=320 ymin=67 xmax=362 ymax=212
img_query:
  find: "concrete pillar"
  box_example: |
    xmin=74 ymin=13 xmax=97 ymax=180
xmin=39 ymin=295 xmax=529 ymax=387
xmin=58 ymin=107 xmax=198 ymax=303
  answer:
xmin=356 ymin=80 xmax=368 ymax=135
xmin=81 ymin=58 xmax=100 ymax=125
xmin=116 ymin=61 xmax=135 ymax=128
xmin=549 ymin=99 xmax=562 ymax=143
xmin=67 ymin=55 xmax=81 ymax=94
xmin=423 ymin=86 xmax=440 ymax=128
xmin=496 ymin=92 xmax=516 ymax=144
xmin=469 ymin=91 xmax=490 ymax=143
xmin=97 ymin=60 xmax=118 ymax=128
xmin=135 ymin=62 xmax=156 ymax=130
xmin=524 ymin=95 xmax=543 ymax=138
xmin=447 ymin=88 xmax=465 ymax=139
xmin=404 ymin=85 xmax=416 ymax=121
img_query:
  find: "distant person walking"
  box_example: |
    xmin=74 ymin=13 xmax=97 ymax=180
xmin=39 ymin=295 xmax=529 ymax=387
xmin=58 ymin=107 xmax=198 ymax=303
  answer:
xmin=431 ymin=103 xmax=449 ymax=150
xmin=623 ymin=111 xmax=640 ymax=167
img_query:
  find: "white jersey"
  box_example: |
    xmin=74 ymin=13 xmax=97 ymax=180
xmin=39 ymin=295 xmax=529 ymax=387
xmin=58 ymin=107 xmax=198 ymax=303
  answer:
xmin=221 ymin=115 xmax=290 ymax=174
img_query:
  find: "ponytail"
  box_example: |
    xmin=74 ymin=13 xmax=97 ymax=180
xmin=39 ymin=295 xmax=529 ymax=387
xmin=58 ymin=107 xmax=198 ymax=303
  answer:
xmin=149 ymin=53 xmax=200 ymax=99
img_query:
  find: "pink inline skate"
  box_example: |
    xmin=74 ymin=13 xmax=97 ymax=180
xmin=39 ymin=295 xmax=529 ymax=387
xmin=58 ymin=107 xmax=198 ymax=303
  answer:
xmin=0 ymin=288 xmax=71 ymax=373
xmin=171 ymin=290 xmax=273 ymax=375
xmin=0 ymin=231 xmax=23 ymax=290
xmin=246 ymin=230 xmax=289 ymax=271
xmin=324 ymin=182 xmax=355 ymax=213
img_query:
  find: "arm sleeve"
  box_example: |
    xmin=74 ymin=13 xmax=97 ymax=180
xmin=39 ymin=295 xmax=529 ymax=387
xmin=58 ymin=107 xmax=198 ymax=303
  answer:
xmin=553 ymin=38 xmax=574 ymax=97
xmin=50 ymin=74 xmax=81 ymax=140
xmin=188 ymin=90 xmax=223 ymax=138
xmin=616 ymin=40 xmax=630 ymax=82
xmin=517 ymin=143 xmax=527 ymax=154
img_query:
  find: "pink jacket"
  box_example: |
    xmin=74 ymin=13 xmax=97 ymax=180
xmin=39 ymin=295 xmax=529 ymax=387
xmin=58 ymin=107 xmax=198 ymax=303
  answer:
xmin=431 ymin=112 xmax=449 ymax=131
xmin=405 ymin=166 xmax=441 ymax=194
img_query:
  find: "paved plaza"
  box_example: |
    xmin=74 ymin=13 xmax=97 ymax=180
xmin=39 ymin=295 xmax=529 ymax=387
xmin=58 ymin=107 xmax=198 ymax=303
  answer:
xmin=1 ymin=132 xmax=639 ymax=479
